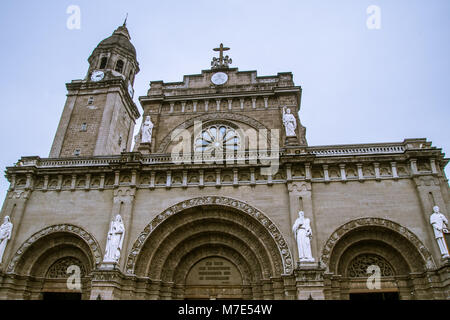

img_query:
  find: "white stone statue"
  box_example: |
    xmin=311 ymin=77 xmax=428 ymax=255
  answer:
xmin=141 ymin=116 xmax=154 ymax=144
xmin=103 ymin=214 xmax=125 ymax=263
xmin=292 ymin=211 xmax=314 ymax=262
xmin=0 ymin=216 xmax=13 ymax=264
xmin=282 ymin=106 xmax=297 ymax=137
xmin=430 ymin=206 xmax=449 ymax=258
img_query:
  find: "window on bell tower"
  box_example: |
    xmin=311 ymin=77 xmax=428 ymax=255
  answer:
xmin=99 ymin=57 xmax=108 ymax=69
xmin=115 ymin=60 xmax=124 ymax=73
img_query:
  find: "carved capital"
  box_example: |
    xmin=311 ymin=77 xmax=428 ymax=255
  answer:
xmin=287 ymin=181 xmax=311 ymax=194
xmin=113 ymin=187 xmax=136 ymax=204
xmin=7 ymin=190 xmax=31 ymax=200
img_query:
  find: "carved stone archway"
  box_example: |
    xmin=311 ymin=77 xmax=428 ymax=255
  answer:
xmin=7 ymin=224 xmax=102 ymax=274
xmin=126 ymin=196 xmax=293 ymax=276
xmin=320 ymin=217 xmax=435 ymax=271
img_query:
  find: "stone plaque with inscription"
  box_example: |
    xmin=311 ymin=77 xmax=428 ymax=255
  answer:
xmin=186 ymin=257 xmax=242 ymax=286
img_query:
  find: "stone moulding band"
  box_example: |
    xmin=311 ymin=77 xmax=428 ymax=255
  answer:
xmin=6 ymin=224 xmax=102 ymax=274
xmin=319 ymin=217 xmax=436 ymax=272
xmin=126 ymin=195 xmax=294 ymax=275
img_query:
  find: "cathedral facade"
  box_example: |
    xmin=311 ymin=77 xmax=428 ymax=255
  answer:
xmin=0 ymin=24 xmax=449 ymax=300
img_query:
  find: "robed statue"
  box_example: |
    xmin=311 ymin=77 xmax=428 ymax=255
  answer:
xmin=104 ymin=214 xmax=125 ymax=263
xmin=141 ymin=116 xmax=154 ymax=144
xmin=282 ymin=106 xmax=297 ymax=137
xmin=0 ymin=216 xmax=13 ymax=264
xmin=292 ymin=211 xmax=314 ymax=262
xmin=430 ymin=206 xmax=449 ymax=258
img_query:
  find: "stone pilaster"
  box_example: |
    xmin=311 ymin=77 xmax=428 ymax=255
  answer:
xmin=1 ymin=190 xmax=31 ymax=270
xmin=286 ymin=181 xmax=318 ymax=263
xmin=413 ymin=175 xmax=448 ymax=264
xmin=106 ymin=186 xmax=136 ymax=272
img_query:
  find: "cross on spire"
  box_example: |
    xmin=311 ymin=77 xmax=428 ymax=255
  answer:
xmin=211 ymin=43 xmax=232 ymax=69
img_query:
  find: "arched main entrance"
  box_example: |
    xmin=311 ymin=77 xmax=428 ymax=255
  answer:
xmin=128 ymin=196 xmax=294 ymax=300
xmin=320 ymin=218 xmax=435 ymax=300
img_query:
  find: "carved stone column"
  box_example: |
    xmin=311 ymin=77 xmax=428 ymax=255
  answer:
xmin=286 ymin=181 xmax=318 ymax=263
xmin=89 ymin=269 xmax=125 ymax=300
xmin=294 ymin=263 xmax=326 ymax=300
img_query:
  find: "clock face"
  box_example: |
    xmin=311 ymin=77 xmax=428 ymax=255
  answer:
xmin=91 ymin=70 xmax=104 ymax=82
xmin=211 ymin=72 xmax=228 ymax=85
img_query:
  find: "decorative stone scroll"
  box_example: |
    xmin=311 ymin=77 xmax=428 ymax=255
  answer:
xmin=6 ymin=224 xmax=102 ymax=274
xmin=320 ymin=217 xmax=435 ymax=271
xmin=126 ymin=196 xmax=293 ymax=275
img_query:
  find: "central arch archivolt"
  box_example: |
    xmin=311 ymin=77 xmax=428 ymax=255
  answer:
xmin=126 ymin=196 xmax=293 ymax=277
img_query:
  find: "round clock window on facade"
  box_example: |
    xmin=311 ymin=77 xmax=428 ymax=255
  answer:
xmin=211 ymin=72 xmax=228 ymax=85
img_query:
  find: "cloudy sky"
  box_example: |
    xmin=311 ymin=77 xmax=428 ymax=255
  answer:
xmin=0 ymin=0 xmax=449 ymax=207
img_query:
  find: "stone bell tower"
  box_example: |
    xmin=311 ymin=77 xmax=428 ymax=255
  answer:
xmin=49 ymin=21 xmax=140 ymax=158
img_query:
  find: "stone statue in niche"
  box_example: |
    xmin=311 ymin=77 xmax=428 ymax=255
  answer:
xmin=282 ymin=106 xmax=297 ymax=137
xmin=141 ymin=116 xmax=154 ymax=144
xmin=103 ymin=214 xmax=125 ymax=263
xmin=0 ymin=216 xmax=13 ymax=264
xmin=292 ymin=211 xmax=314 ymax=262
xmin=430 ymin=206 xmax=449 ymax=258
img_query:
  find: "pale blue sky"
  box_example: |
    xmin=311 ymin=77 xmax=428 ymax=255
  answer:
xmin=0 ymin=0 xmax=449 ymax=207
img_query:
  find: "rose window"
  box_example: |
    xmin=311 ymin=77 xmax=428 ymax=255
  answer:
xmin=194 ymin=125 xmax=240 ymax=153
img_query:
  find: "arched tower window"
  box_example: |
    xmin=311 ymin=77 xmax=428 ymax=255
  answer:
xmin=99 ymin=57 xmax=108 ymax=69
xmin=194 ymin=124 xmax=241 ymax=153
xmin=115 ymin=60 xmax=124 ymax=73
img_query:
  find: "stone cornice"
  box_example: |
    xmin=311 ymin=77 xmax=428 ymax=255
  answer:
xmin=4 ymin=139 xmax=448 ymax=191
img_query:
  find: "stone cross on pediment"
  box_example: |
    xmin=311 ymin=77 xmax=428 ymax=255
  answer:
xmin=211 ymin=43 xmax=232 ymax=69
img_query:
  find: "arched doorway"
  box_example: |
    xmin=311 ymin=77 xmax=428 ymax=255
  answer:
xmin=320 ymin=218 xmax=435 ymax=300
xmin=128 ymin=196 xmax=294 ymax=300
xmin=5 ymin=224 xmax=101 ymax=300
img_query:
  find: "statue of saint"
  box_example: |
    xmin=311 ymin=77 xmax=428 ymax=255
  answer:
xmin=430 ymin=206 xmax=449 ymax=258
xmin=0 ymin=216 xmax=13 ymax=264
xmin=104 ymin=214 xmax=125 ymax=263
xmin=292 ymin=211 xmax=314 ymax=262
xmin=282 ymin=106 xmax=297 ymax=137
xmin=141 ymin=116 xmax=154 ymax=144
